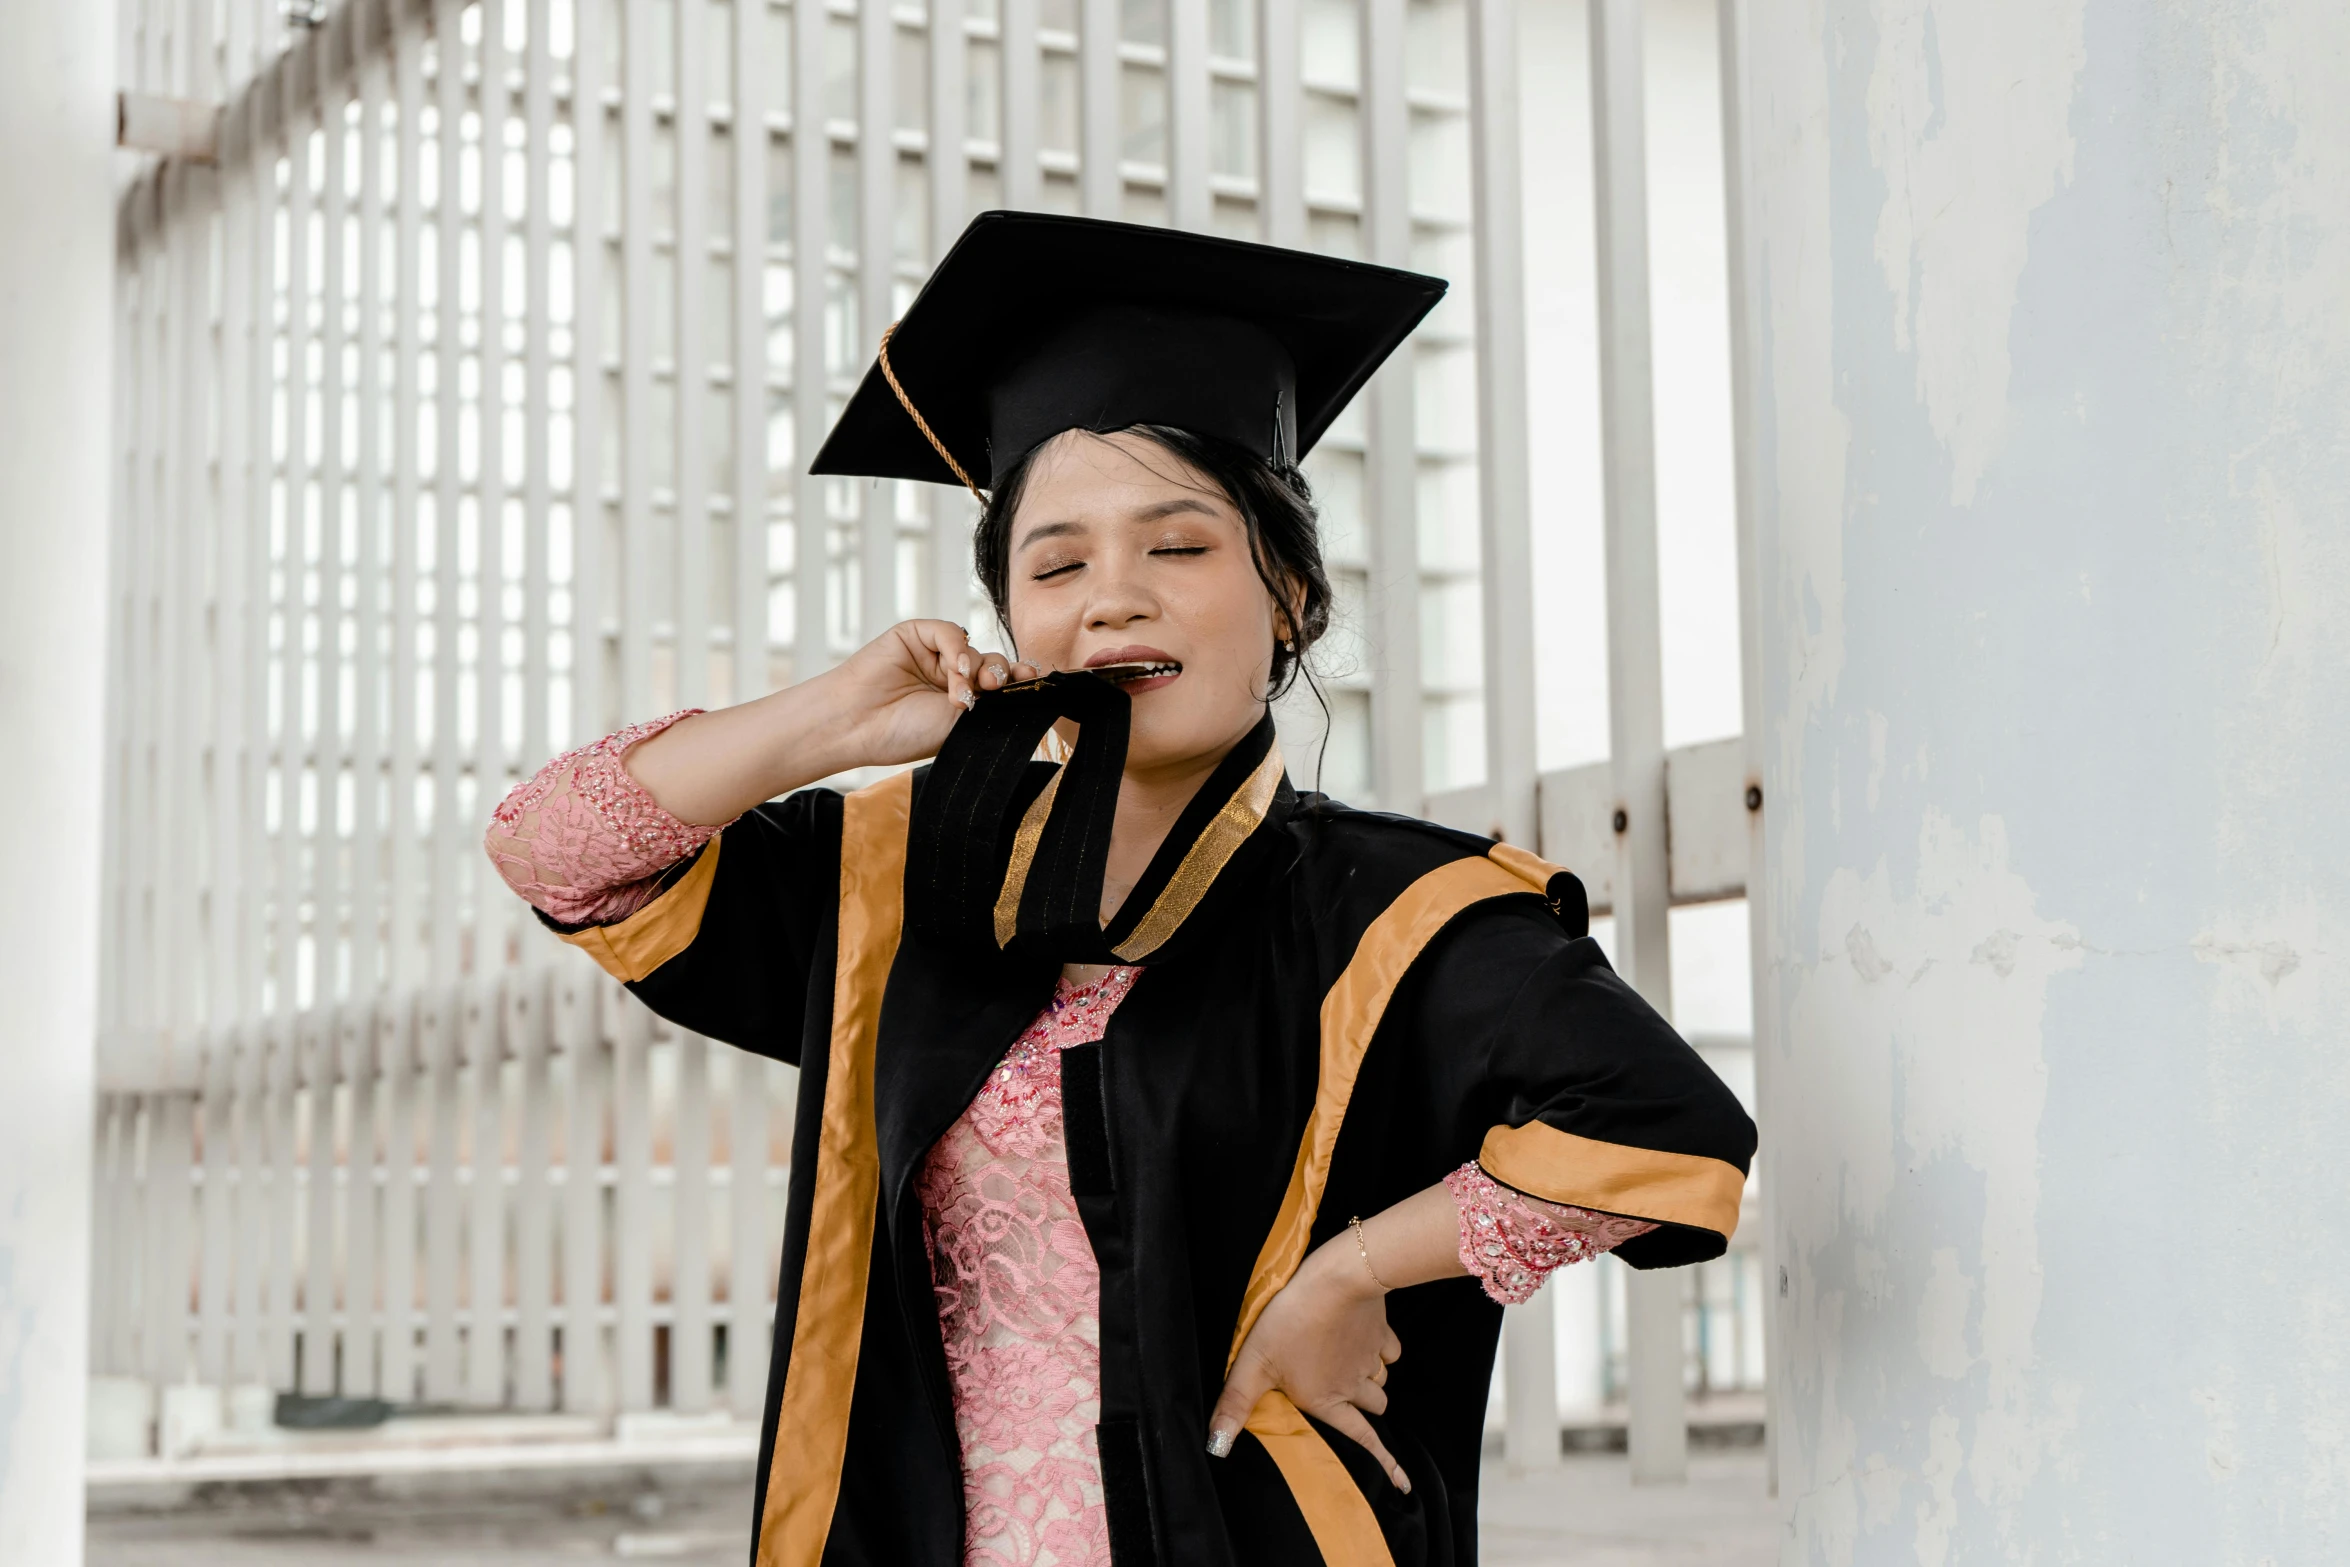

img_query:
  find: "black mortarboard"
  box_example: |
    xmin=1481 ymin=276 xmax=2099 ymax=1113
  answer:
xmin=808 ymin=211 xmax=1448 ymax=491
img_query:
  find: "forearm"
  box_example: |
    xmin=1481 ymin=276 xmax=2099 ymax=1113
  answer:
xmin=1297 ymin=1182 xmax=1468 ymax=1302
xmin=622 ymin=669 xmax=867 ymax=826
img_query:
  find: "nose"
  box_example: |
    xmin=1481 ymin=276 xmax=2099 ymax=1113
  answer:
xmin=1083 ymin=552 xmax=1160 ymax=632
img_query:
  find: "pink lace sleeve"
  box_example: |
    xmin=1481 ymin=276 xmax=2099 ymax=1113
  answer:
xmin=1444 ymin=1161 xmax=1660 ymax=1306
xmin=483 ymin=710 xmax=728 ymax=925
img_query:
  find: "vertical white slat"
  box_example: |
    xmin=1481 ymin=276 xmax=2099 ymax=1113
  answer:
xmin=421 ymin=985 xmax=464 ymax=1398
xmin=559 ymin=965 xmax=608 ymax=1412
xmin=675 ymin=0 xmax=713 ymax=713
xmin=352 ymin=7 xmax=391 ymax=1027
xmin=197 ymin=1044 xmax=238 ymax=1384
xmin=924 ymin=0 xmax=972 ymax=624
xmin=277 ymin=48 xmax=315 ymax=1048
xmin=523 ymin=0 xmax=555 ymax=762
xmin=466 ymin=975 xmax=508 ymax=1403
xmin=144 ymin=1093 xmax=196 ymax=1384
xmin=377 ymin=997 xmax=421 ymax=1400
xmin=121 ymin=181 xmax=165 ymax=1063
xmin=100 ymin=194 xmax=137 ymax=1064
xmin=726 ymin=1050 xmax=770 ymax=1418
xmin=671 ymin=1030 xmax=714 ymax=1412
xmin=1077 ymin=0 xmax=1117 ymax=217
xmin=431 ymin=0 xmax=467 ymax=992
xmin=344 ymin=1004 xmax=382 ymax=1395
xmin=161 ymin=163 xmax=213 ymax=1065
xmin=790 ymin=0 xmax=830 ymax=682
xmin=1467 ymin=0 xmax=1556 ymax=1471
xmin=122 ymin=184 xmax=165 ymax=1064
xmin=95 ymin=1099 xmax=127 ymax=1381
xmin=1255 ymin=0 xmax=1303 ymax=248
xmin=319 ymin=18 xmax=354 ymax=1040
xmin=231 ymin=1034 xmax=270 ymax=1382
xmin=1468 ymin=0 xmax=1537 ymax=849
xmin=478 ymin=0 xmax=516 ymax=976
xmin=236 ymin=92 xmax=277 ymax=1059
xmin=211 ymin=61 xmax=257 ymax=1087
xmin=570 ymin=0 xmax=611 ymax=745
xmin=390 ymin=3 xmax=427 ymax=1002
xmin=264 ymin=1021 xmax=301 ymax=1387
xmin=307 ymin=24 xmax=356 ymax=1399
xmin=857 ymin=0 xmax=897 ymax=641
xmin=1164 ymin=0 xmax=1211 ymax=230
xmin=564 ymin=0 xmax=606 ymax=751
xmin=89 ymin=1100 xmax=124 ymax=1377
xmin=1586 ymin=0 xmax=1684 ymax=1486
xmin=1713 ymin=0 xmax=1780 ymax=1496
xmin=303 ymin=1013 xmax=342 ymax=1392
xmin=619 ymin=0 xmax=657 ymax=721
xmin=512 ymin=967 xmax=556 ymax=1408
xmin=730 ymin=0 xmax=769 ymax=705
xmin=97 ymin=205 xmax=132 ymax=1094
xmin=611 ymin=990 xmax=654 ymax=1410
xmin=999 ymin=0 xmax=1040 ymax=210
xmin=1359 ymin=0 xmax=1422 ymax=813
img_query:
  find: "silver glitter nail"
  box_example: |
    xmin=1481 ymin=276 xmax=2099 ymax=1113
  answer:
xmin=1206 ymin=1429 xmax=1235 ymax=1458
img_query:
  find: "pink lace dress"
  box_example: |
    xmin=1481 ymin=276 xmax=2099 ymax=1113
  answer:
xmin=484 ymin=718 xmax=1659 ymax=1567
xmin=917 ymin=966 xmax=1138 ymax=1567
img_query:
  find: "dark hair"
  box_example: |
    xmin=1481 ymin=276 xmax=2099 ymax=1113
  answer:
xmin=974 ymin=424 xmax=1334 ymax=697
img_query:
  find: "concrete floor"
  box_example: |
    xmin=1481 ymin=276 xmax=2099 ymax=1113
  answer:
xmin=87 ymin=1453 xmax=1781 ymax=1566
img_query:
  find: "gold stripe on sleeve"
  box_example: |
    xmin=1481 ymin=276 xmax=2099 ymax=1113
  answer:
xmin=556 ymin=834 xmax=725 ymax=983
xmin=1486 ymin=840 xmax=1566 ymax=891
xmin=1478 ymin=1121 xmax=1746 ymax=1241
xmin=753 ymin=771 xmax=911 ymax=1567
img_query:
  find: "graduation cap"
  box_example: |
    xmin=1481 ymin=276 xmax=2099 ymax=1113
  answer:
xmin=808 ymin=211 xmax=1448 ymax=494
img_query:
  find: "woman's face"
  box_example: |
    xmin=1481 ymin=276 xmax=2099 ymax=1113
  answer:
xmin=1004 ymin=429 xmax=1283 ymax=777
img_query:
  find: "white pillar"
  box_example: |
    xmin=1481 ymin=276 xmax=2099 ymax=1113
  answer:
xmin=0 ymin=2 xmax=119 ymax=1558
xmin=1589 ymin=0 xmax=1689 ymax=1487
xmin=1748 ymin=1 xmax=2350 ymax=1558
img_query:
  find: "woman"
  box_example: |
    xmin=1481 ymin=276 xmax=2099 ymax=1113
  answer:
xmin=486 ymin=213 xmax=1754 ymax=1567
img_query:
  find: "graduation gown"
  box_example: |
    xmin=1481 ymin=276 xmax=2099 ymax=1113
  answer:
xmin=550 ymin=693 xmax=1756 ymax=1567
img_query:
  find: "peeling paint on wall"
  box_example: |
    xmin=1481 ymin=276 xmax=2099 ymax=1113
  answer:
xmin=1750 ymin=0 xmax=2350 ymax=1560
xmin=1865 ymin=0 xmax=2087 ymax=505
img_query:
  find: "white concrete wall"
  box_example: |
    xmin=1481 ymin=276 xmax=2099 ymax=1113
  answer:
xmin=1747 ymin=0 xmax=2350 ymax=1558
xmin=0 ymin=1 xmax=119 ymax=1560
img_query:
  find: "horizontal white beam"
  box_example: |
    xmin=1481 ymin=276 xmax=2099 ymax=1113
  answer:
xmin=1423 ymin=733 xmax=1759 ymax=913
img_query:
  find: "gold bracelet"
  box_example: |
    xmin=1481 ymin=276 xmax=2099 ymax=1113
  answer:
xmin=1348 ymin=1215 xmax=1389 ymax=1292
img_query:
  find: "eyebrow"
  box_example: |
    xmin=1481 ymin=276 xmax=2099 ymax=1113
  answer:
xmin=1014 ymin=496 xmax=1222 ymax=553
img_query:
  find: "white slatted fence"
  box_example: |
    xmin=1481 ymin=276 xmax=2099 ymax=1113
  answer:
xmin=99 ymin=0 xmax=1765 ymax=1449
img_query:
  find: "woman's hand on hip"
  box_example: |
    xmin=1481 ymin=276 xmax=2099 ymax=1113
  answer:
xmin=1207 ymin=1236 xmax=1410 ymax=1493
xmin=830 ymin=620 xmax=1039 ymax=768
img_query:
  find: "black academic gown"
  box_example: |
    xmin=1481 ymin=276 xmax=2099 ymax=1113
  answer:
xmin=547 ymin=699 xmax=1756 ymax=1567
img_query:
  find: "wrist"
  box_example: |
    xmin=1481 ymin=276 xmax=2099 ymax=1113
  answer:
xmin=1304 ymin=1228 xmax=1388 ymax=1302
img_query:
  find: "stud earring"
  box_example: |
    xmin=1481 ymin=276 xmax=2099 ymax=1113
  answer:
xmin=1282 ymin=638 xmax=1296 ymax=653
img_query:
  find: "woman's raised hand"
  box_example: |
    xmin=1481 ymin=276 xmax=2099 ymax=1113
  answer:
xmin=828 ymin=620 xmax=1041 ymax=768
xmin=1207 ymin=1237 xmax=1411 ymax=1493
xmin=618 ymin=620 xmax=1038 ymax=826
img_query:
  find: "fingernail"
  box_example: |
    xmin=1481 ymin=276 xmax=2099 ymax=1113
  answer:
xmin=1396 ymin=1470 xmax=1411 ymax=1494
xmin=957 ymin=654 xmax=970 ymax=676
xmin=1206 ymin=1429 xmax=1235 ymax=1458
xmin=960 ymin=689 xmax=977 ymax=711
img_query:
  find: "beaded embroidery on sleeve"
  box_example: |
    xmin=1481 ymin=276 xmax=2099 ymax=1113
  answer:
xmin=1444 ymin=1162 xmax=1660 ymax=1306
xmin=483 ymin=710 xmax=724 ymax=926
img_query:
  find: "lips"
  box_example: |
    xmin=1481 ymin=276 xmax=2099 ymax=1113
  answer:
xmin=1083 ymin=645 xmax=1183 ymax=686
